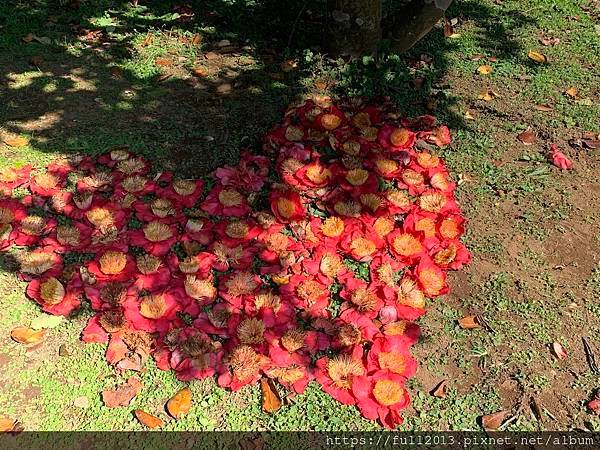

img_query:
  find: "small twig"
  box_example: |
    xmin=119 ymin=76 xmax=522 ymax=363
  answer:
xmin=582 ymin=337 xmax=599 ymax=374
xmin=287 ymin=0 xmax=309 ymax=48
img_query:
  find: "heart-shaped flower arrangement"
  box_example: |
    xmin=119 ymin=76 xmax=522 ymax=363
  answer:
xmin=1 ymin=97 xmax=469 ymax=428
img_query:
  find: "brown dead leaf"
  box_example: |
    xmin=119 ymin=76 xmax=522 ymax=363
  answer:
xmin=155 ymin=73 xmax=172 ymax=83
xmin=477 ymin=90 xmax=498 ymax=101
xmin=464 ymin=110 xmax=475 ymax=120
xmin=155 ymin=57 xmax=173 ymax=67
xmin=260 ymin=378 xmax=282 ymax=414
xmin=4 ymin=136 xmax=29 ymax=148
xmin=458 ymin=316 xmax=481 ymax=329
xmin=470 ymin=53 xmax=485 ymax=61
xmin=191 ymin=34 xmax=202 ymax=46
xmin=528 ymin=50 xmax=548 ymax=63
xmin=443 ymin=18 xmax=454 ymax=38
xmin=134 ymin=410 xmax=163 ymax=429
xmin=430 ymin=379 xmax=447 ymax=398
xmin=0 ymin=417 xmax=17 ymax=432
xmin=204 ymin=51 xmax=219 ymax=60
xmin=191 ymin=67 xmax=208 ymax=78
xmin=166 ymin=388 xmax=192 ymax=419
xmin=481 ymin=410 xmax=511 ymax=430
xmin=565 ymin=87 xmax=579 ymax=99
xmin=582 ymin=139 xmax=600 ymax=149
xmin=314 ymin=79 xmax=328 ymax=90
xmin=517 ymin=130 xmax=536 ymax=145
xmin=477 ymin=65 xmax=493 ymax=75
xmin=102 ymin=377 xmax=143 ymax=408
xmin=11 ymin=327 xmax=45 ymax=344
xmin=281 ymin=59 xmax=298 ymax=73
xmin=540 ymin=36 xmax=560 ymax=46
xmin=140 ymin=32 xmax=153 ymax=48
xmin=216 ymin=83 xmax=232 ymax=94
xmin=110 ymin=67 xmax=123 ymax=79
xmin=534 ymin=103 xmax=554 ymax=112
xmin=22 ymin=33 xmax=34 ymax=43
xmin=551 ymin=342 xmax=568 ymax=360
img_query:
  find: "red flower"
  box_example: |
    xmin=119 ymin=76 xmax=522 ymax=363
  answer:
xmin=366 ymin=336 xmax=417 ymax=378
xmin=41 ymin=221 xmax=92 ymax=253
xmin=437 ymin=213 xmax=465 ymax=241
xmin=387 ymin=230 xmax=426 ymax=263
xmin=122 ymin=289 xmax=189 ymax=333
xmin=279 ymin=274 xmax=330 ymax=318
xmin=210 ymin=240 xmax=255 ymax=271
xmin=29 ymin=171 xmax=66 ymax=197
xmin=163 ymin=327 xmax=224 ymax=381
xmin=182 ymin=217 xmax=214 ymax=245
xmin=82 ymin=315 xmax=109 ymax=343
xmin=378 ymin=125 xmax=416 ymax=151
xmin=113 ymin=175 xmax=156 ymax=199
xmin=219 ymin=271 xmax=262 ymax=310
xmin=430 ymin=240 xmax=471 ymax=270
xmin=97 ymin=149 xmax=132 ymax=167
xmin=352 ymin=370 xmax=411 ymax=428
xmin=425 ymin=125 xmax=451 ymax=147
xmin=339 ymin=276 xmax=383 ymax=319
xmin=269 ymin=189 xmax=306 ymax=223
xmin=314 ymin=346 xmax=365 ymax=405
xmin=213 ymin=218 xmax=261 ymax=243
xmin=129 ymin=221 xmax=178 ymax=256
xmin=217 ymin=344 xmax=270 ymax=391
xmin=403 ymin=209 xmax=440 ymax=249
xmin=133 ymin=197 xmax=183 ymax=224
xmin=0 ymin=164 xmax=31 ymax=195
xmin=415 ymin=256 xmax=448 ymax=297
xmin=339 ymin=222 xmax=384 ymax=262
xmin=215 ymin=152 xmax=270 ymax=192
xmin=156 ymin=178 xmax=203 ymax=208
xmin=86 ymin=250 xmax=137 ymax=283
xmin=84 ymin=281 xmax=136 ymax=311
xmin=201 ymin=185 xmax=251 ymax=217
xmin=302 ymin=245 xmax=349 ymax=283
xmin=134 ymin=254 xmax=172 ymax=291
xmin=549 ymin=144 xmax=573 ymax=170
xmin=18 ymin=248 xmax=62 ymax=280
xmin=26 ymin=275 xmax=82 ymax=316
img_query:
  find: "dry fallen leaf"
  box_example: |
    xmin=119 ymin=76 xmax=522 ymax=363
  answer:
xmin=22 ymin=33 xmax=35 ymax=43
xmin=166 ymin=387 xmax=192 ymax=419
xmin=528 ymin=50 xmax=548 ymax=63
xmin=481 ymin=410 xmax=511 ymax=430
xmin=102 ymin=377 xmax=143 ymax=408
xmin=4 ymin=136 xmax=29 ymax=148
xmin=11 ymin=327 xmax=45 ymax=345
xmin=443 ymin=18 xmax=454 ymax=38
xmin=191 ymin=67 xmax=208 ymax=77
xmin=565 ymin=86 xmax=579 ymax=99
xmin=477 ymin=65 xmax=493 ymax=75
xmin=281 ymin=59 xmax=298 ymax=73
xmin=155 ymin=57 xmax=173 ymax=67
xmin=551 ymin=342 xmax=568 ymax=360
xmin=477 ymin=90 xmax=498 ymax=101
xmin=140 ymin=32 xmax=153 ymax=48
xmin=540 ymin=36 xmax=560 ymax=46
xmin=517 ymin=130 xmax=536 ymax=145
xmin=0 ymin=417 xmax=17 ymax=432
xmin=191 ymin=34 xmax=202 ymax=46
xmin=582 ymin=139 xmax=600 ymax=149
xmin=470 ymin=53 xmax=485 ymax=61
xmin=458 ymin=316 xmax=481 ymax=329
xmin=534 ymin=104 xmax=554 ymax=112
xmin=260 ymin=378 xmax=282 ymax=414
xmin=464 ymin=110 xmax=475 ymax=120
xmin=134 ymin=410 xmax=164 ymax=429
xmin=430 ymin=379 xmax=447 ymax=398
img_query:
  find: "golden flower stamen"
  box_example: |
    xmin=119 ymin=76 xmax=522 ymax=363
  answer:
xmin=321 ymin=217 xmax=344 ymax=237
xmin=373 ymin=380 xmax=404 ymax=406
xmin=110 ymin=149 xmax=129 ymax=161
xmin=373 ymin=217 xmax=395 ymax=238
xmin=327 ymin=355 xmax=364 ymax=389
xmin=417 ymin=152 xmax=440 ymax=168
xmin=225 ymin=221 xmax=250 ymax=239
xmin=229 ymin=345 xmax=264 ymax=382
xmin=350 ymin=237 xmax=376 ymax=259
xmin=305 ymin=165 xmax=331 ymax=184
xmin=285 ymin=125 xmax=303 ymax=141
xmin=276 ymin=197 xmax=296 ymax=219
xmin=21 ymin=216 xmax=45 ymax=236
xmin=376 ymin=262 xmax=395 ymax=286
xmin=320 ymin=253 xmax=344 ymax=278
xmin=392 ymin=233 xmax=423 ymax=256
xmin=73 ymin=191 xmax=93 ymax=210
xmin=430 ymin=172 xmax=450 ymax=191
xmin=122 ymin=175 xmax=147 ymax=193
xmin=82 ymin=171 xmax=112 ymax=188
xmin=39 ymin=277 xmax=65 ymax=305
xmin=218 ymin=189 xmax=243 ymax=207
xmin=419 ymin=192 xmax=446 ymax=213
xmin=397 ymin=279 xmax=425 ymax=308
xmin=35 ymin=172 xmax=59 ymax=189
xmin=150 ymin=198 xmax=175 ymax=218
xmin=56 ymin=225 xmax=81 ymax=246
xmin=439 ymin=218 xmax=460 ymax=240
xmin=296 ymin=280 xmax=327 ymax=305
xmin=0 ymin=224 xmax=12 ymax=241
xmin=390 ymin=128 xmax=410 ymax=147
xmin=268 ymin=366 xmax=305 ymax=384
xmin=254 ymin=291 xmax=281 ymax=311
xmin=281 ymin=328 xmax=306 ymax=353
xmin=100 ymin=282 xmax=127 ymax=306
xmin=0 ymin=168 xmax=18 ymax=182
xmin=50 ymin=193 xmax=68 ymax=212
xmin=143 ymin=221 xmax=172 ymax=242
xmin=337 ymin=323 xmax=361 ymax=347
xmin=186 ymin=218 xmax=204 ymax=232
xmin=384 ymin=320 xmax=409 ymax=336
xmin=401 ymin=169 xmax=424 ymax=186
xmin=360 ymin=193 xmax=382 ymax=212
xmin=333 ymin=200 xmax=361 ymax=217
xmin=19 ymin=252 xmax=54 ymax=275
xmin=184 ymin=275 xmax=216 ymax=300
xmin=179 ymin=257 xmax=200 ymax=274
xmin=280 ymin=158 xmax=304 ymax=175
xmin=345 ymin=168 xmax=369 ymax=186
xmin=237 ymin=318 xmax=265 ymax=344
xmin=350 ymin=287 xmax=378 ymax=312
xmin=86 ymin=207 xmax=115 ymax=229
xmin=0 ymin=207 xmax=15 ymax=224
xmin=342 ymin=140 xmax=361 ymax=156
xmin=375 ymin=158 xmax=399 ymax=174
xmin=136 ymin=255 xmax=161 ymax=274
xmin=378 ymin=351 xmax=408 ymax=375
xmin=139 ymin=293 xmax=167 ymax=319
xmin=352 ymin=112 xmax=371 ymax=129
xmin=173 ymin=179 xmax=196 ymax=196
xmin=207 ymin=306 xmax=231 ymax=328
xmin=116 ymin=157 xmax=145 ymax=174
xmin=225 ymin=272 xmax=257 ymax=297
xmin=99 ymin=251 xmax=127 ymax=275
xmin=386 ymin=190 xmax=411 ymax=208
xmin=99 ymin=310 xmax=126 ymax=333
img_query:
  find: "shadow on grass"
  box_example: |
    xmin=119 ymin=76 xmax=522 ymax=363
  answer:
xmin=0 ymin=0 xmax=535 ymax=176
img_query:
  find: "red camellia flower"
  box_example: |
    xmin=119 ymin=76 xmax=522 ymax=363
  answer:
xmin=314 ymin=346 xmax=365 ymax=405
xmin=279 ymin=274 xmax=330 ymax=318
xmin=133 ymin=254 xmax=172 ymax=291
xmin=378 ymin=125 xmax=416 ymax=151
xmin=41 ymin=221 xmax=92 ymax=253
xmin=430 ymin=240 xmax=471 ymax=270
xmin=201 ymin=185 xmax=251 ymax=217
xmin=129 ymin=221 xmax=178 ymax=256
xmin=0 ymin=164 xmax=31 ymax=195
xmin=86 ymin=250 xmax=136 ymax=283
xmin=352 ymin=370 xmax=411 ymax=428
xmin=26 ymin=275 xmax=82 ymax=316
xmin=548 ymin=144 xmax=573 ymax=170
xmin=269 ymin=189 xmax=306 ymax=223
xmin=415 ymin=256 xmax=448 ymax=297
xmin=216 ymin=152 xmax=270 ymax=192
xmin=29 ymin=171 xmax=66 ymax=197
xmin=217 ymin=344 xmax=271 ymax=391
xmin=366 ymin=336 xmax=418 ymax=378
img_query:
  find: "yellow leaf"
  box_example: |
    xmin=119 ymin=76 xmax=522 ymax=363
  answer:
xmin=477 ymin=90 xmax=497 ymax=101
xmin=464 ymin=110 xmax=475 ymax=120
xmin=281 ymin=59 xmax=298 ymax=73
xmin=4 ymin=136 xmax=29 ymax=148
xmin=11 ymin=327 xmax=45 ymax=344
xmin=565 ymin=87 xmax=579 ymax=99
xmin=134 ymin=410 xmax=164 ymax=429
xmin=477 ymin=65 xmax=493 ymax=75
xmin=527 ymin=50 xmax=547 ymax=63
xmin=166 ymin=388 xmax=192 ymax=419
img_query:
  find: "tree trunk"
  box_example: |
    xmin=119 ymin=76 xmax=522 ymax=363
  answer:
xmin=326 ymin=0 xmax=382 ymax=56
xmin=383 ymin=0 xmax=453 ymax=53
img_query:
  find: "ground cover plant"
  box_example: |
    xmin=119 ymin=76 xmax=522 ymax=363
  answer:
xmin=0 ymin=0 xmax=599 ymax=434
